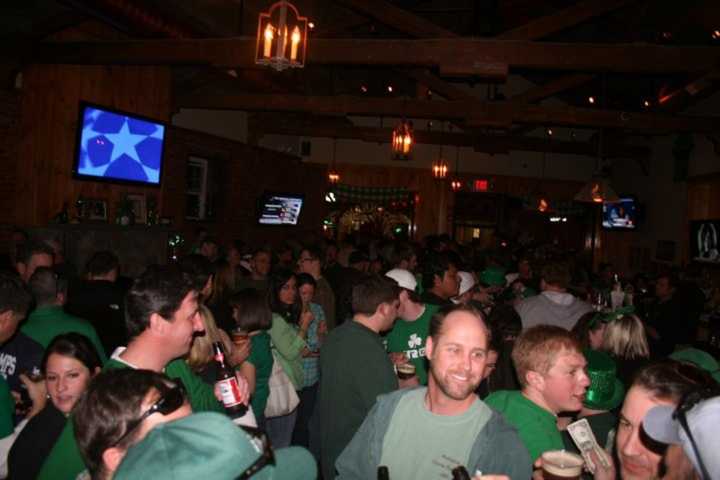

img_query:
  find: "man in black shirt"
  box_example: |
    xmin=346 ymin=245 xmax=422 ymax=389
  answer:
xmin=419 ymin=252 xmax=459 ymax=307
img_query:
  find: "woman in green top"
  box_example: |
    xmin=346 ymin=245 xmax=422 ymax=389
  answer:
xmin=230 ymin=289 xmax=274 ymax=429
xmin=266 ymin=270 xmax=311 ymax=448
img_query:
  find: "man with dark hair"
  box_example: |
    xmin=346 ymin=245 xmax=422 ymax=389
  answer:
xmin=236 ymin=248 xmax=272 ymax=293
xmin=613 ymin=361 xmax=719 ymax=480
xmin=22 ymin=267 xmax=106 ymax=360
xmin=199 ymin=237 xmax=220 ymax=263
xmin=178 ymin=254 xmax=214 ymax=300
xmin=333 ymin=250 xmax=372 ymax=326
xmin=37 ymin=265 xmax=246 ymax=480
xmin=14 ymin=240 xmax=54 ymax=283
xmin=486 ymin=325 xmax=590 ymax=461
xmin=73 ymin=369 xmax=192 ymax=480
xmin=317 ymin=275 xmax=400 ymax=480
xmin=420 ymin=252 xmax=459 ymax=307
xmin=515 ymin=261 xmax=592 ymax=330
xmin=337 ymin=305 xmax=531 ymax=479
xmin=66 ymin=251 xmax=127 ymax=354
xmin=385 ymin=268 xmax=438 ymax=385
xmin=298 ymin=246 xmax=336 ymax=330
xmin=0 ymin=272 xmax=43 ymax=421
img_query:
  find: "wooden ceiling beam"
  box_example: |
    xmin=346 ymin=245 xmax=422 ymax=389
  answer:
xmin=498 ymin=0 xmax=639 ymax=40
xmin=510 ymin=74 xmax=595 ymax=104
xmin=335 ymin=0 xmax=457 ymax=38
xmin=253 ymin=122 xmax=648 ymax=158
xmin=23 ymin=37 xmax=720 ymax=75
xmin=177 ymin=93 xmax=720 ymax=133
xmin=656 ymin=70 xmax=720 ymax=112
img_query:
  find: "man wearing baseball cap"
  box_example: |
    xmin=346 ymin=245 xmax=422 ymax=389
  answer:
xmin=385 ymin=268 xmax=439 ymax=385
xmin=642 ymin=394 xmax=720 ymax=480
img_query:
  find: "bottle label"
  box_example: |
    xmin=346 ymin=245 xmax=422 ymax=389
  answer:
xmin=217 ymin=377 xmax=243 ymax=407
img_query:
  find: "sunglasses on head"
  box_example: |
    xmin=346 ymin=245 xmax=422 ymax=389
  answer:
xmin=238 ymin=426 xmax=276 ymax=479
xmin=112 ymin=381 xmax=187 ymax=448
xmin=672 ymin=391 xmax=711 ymax=480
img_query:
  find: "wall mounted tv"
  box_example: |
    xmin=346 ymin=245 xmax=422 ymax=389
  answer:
xmin=690 ymin=220 xmax=720 ymax=263
xmin=257 ymin=193 xmax=304 ymax=226
xmin=73 ymin=102 xmax=166 ymax=186
xmin=602 ymin=197 xmax=638 ymax=230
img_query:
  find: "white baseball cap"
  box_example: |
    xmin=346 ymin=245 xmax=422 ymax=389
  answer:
xmin=385 ymin=268 xmax=417 ymax=291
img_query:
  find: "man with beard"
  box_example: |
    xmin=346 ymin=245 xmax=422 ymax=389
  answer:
xmin=486 ymin=325 xmax=590 ymax=461
xmin=336 ymin=305 xmax=531 ymax=480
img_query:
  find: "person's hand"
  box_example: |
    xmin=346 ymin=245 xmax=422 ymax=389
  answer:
xmin=300 ymin=310 xmax=314 ymax=331
xmin=588 ymin=449 xmax=615 ymax=480
xmin=213 ymin=370 xmax=251 ymax=405
xmin=389 ymin=352 xmax=408 ymax=365
xmin=532 ymin=457 xmax=545 ymax=480
xmin=19 ymin=373 xmax=47 ymax=419
xmin=229 ymin=339 xmax=251 ymax=366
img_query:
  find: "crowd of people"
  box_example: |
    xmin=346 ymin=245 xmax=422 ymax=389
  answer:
xmin=0 ymin=230 xmax=718 ymax=480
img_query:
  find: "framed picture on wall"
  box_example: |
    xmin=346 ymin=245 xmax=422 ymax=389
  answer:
xmin=80 ymin=199 xmax=108 ymax=222
xmin=127 ymin=194 xmax=147 ymax=224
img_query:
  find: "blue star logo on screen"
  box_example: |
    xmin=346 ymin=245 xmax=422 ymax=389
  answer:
xmin=77 ymin=107 xmax=165 ymax=184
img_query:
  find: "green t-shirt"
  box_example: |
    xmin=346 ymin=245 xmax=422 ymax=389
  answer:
xmin=319 ymin=320 xmax=398 ymax=480
xmin=380 ymin=388 xmax=492 ymax=479
xmin=485 ymin=390 xmax=564 ymax=461
xmin=0 ymin=378 xmax=14 ymax=438
xmin=21 ymin=306 xmax=108 ymax=363
xmin=385 ymin=304 xmax=439 ymax=385
xmin=37 ymin=356 xmax=224 ymax=480
xmin=247 ymin=332 xmax=273 ymax=417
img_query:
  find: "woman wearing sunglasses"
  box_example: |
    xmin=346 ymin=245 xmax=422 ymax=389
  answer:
xmin=7 ymin=333 xmax=102 ymax=480
xmin=73 ymin=369 xmax=191 ymax=480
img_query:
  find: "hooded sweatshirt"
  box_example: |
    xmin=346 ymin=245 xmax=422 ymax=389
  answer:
xmin=515 ymin=291 xmax=592 ymax=331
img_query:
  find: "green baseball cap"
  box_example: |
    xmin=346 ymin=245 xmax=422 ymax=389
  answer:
xmin=670 ymin=348 xmax=720 ymax=383
xmin=114 ymin=412 xmax=317 ymax=480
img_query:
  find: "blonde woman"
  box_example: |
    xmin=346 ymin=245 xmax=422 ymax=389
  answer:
xmin=186 ymin=306 xmax=249 ymax=385
xmin=601 ymin=314 xmax=650 ymax=388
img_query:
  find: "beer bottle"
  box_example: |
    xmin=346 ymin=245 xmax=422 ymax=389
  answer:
xmin=377 ymin=466 xmax=389 ymax=480
xmin=451 ymin=466 xmax=471 ymax=480
xmin=212 ymin=342 xmax=247 ymax=416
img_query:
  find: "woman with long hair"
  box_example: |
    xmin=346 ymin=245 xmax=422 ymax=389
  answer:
xmin=8 ymin=333 xmax=102 ymax=479
xmin=265 ymin=269 xmax=310 ymax=448
xmin=600 ymin=314 xmax=651 ymax=388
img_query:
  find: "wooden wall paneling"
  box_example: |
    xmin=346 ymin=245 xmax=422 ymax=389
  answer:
xmin=17 ymin=64 xmax=172 ymax=228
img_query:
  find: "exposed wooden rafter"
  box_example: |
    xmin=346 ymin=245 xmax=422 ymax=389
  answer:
xmin=253 ymin=121 xmax=649 ymax=158
xmin=179 ymin=92 xmax=720 ymax=133
xmin=23 ymin=37 xmax=720 ymax=75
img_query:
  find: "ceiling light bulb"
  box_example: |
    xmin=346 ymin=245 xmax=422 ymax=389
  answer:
xmin=588 ymin=96 xmax=596 ymax=104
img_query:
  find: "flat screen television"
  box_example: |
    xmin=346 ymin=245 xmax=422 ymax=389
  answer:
xmin=257 ymin=193 xmax=304 ymax=225
xmin=690 ymin=220 xmax=720 ymax=263
xmin=73 ymin=102 xmax=166 ymax=186
xmin=602 ymin=197 xmax=638 ymax=230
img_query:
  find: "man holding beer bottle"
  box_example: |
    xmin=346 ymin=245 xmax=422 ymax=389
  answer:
xmin=37 ymin=266 xmax=249 ymax=480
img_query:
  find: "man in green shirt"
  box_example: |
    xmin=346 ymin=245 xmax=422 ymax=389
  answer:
xmin=37 ymin=265 xmax=248 ymax=480
xmin=23 ymin=267 xmax=107 ymax=361
xmin=337 ymin=305 xmax=531 ymax=480
xmin=486 ymin=325 xmax=590 ymax=462
xmin=385 ymin=268 xmax=438 ymax=385
xmin=318 ymin=275 xmax=401 ymax=480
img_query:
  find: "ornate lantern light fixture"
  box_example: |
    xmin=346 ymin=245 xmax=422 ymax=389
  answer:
xmin=255 ymin=1 xmax=308 ymax=71
xmin=432 ymin=144 xmax=449 ymax=179
xmin=328 ymin=139 xmax=340 ymax=185
xmin=391 ymin=119 xmax=413 ymax=160
xmin=450 ymin=145 xmax=462 ymax=191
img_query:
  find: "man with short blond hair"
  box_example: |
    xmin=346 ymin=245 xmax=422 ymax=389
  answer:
xmin=486 ymin=325 xmax=590 ymax=461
